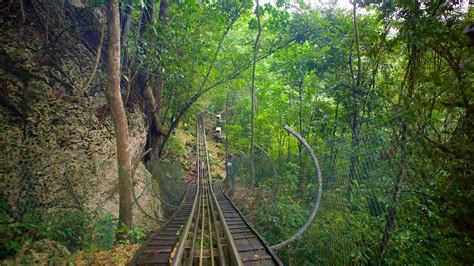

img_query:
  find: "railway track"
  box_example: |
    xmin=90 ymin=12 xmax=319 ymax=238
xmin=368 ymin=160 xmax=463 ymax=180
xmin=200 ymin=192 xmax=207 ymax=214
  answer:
xmin=213 ymin=183 xmax=281 ymax=265
xmin=130 ymin=116 xmax=281 ymax=266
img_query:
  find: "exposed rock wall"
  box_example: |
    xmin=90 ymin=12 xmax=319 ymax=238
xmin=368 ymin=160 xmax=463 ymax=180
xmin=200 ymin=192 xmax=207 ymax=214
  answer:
xmin=0 ymin=1 xmax=162 ymax=228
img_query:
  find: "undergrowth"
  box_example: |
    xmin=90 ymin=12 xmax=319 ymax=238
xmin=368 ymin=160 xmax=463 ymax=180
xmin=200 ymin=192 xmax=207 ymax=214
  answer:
xmin=0 ymin=198 xmax=146 ymax=260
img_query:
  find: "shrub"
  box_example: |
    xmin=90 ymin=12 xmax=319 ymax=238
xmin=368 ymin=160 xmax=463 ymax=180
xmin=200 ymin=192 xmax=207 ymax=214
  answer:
xmin=38 ymin=209 xmax=94 ymax=251
xmin=0 ymin=199 xmax=146 ymax=259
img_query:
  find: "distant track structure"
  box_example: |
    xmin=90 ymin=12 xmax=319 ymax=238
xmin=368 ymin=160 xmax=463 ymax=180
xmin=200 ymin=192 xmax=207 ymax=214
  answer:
xmin=130 ymin=116 xmax=282 ymax=266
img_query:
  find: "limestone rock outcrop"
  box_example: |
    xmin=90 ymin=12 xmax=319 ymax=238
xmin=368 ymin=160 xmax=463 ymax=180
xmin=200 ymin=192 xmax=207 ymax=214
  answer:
xmin=0 ymin=1 xmax=162 ymax=229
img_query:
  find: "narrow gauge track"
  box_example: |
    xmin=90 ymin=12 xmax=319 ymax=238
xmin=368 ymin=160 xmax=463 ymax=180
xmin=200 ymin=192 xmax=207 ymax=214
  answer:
xmin=213 ymin=183 xmax=282 ymax=265
xmin=130 ymin=117 xmax=281 ymax=266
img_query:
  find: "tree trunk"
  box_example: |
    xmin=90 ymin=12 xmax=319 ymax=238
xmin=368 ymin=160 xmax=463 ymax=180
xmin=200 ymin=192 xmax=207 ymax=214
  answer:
xmin=298 ymin=78 xmax=303 ymax=165
xmin=376 ymin=2 xmax=418 ymax=262
xmin=348 ymin=1 xmax=361 ymax=199
xmin=144 ymin=0 xmax=170 ymax=160
xmin=159 ymin=0 xmax=169 ymax=24
xmin=105 ymin=0 xmax=133 ymax=230
xmin=353 ymin=1 xmax=361 ymax=87
xmin=329 ymin=101 xmax=340 ymax=183
xmin=145 ymin=83 xmax=165 ymax=160
xmin=138 ymin=0 xmax=169 ymax=160
xmin=287 ymin=85 xmax=292 ymax=162
xmin=297 ymin=78 xmax=304 ymax=195
xmin=120 ymin=0 xmax=133 ymax=52
xmin=250 ymin=0 xmax=261 ymax=160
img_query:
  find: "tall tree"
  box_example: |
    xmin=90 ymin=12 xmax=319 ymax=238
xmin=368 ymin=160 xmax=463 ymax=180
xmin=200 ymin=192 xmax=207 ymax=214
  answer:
xmin=105 ymin=0 xmax=133 ymax=230
xmin=348 ymin=0 xmax=362 ymax=197
xmin=377 ymin=1 xmax=419 ymax=263
xmin=143 ymin=0 xmax=169 ymax=160
xmin=250 ymin=0 xmax=262 ymax=177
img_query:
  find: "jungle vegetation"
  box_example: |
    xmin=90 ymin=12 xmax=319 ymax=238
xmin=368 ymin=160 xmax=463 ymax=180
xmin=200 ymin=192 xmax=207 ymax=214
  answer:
xmin=1 ymin=0 xmax=473 ymax=264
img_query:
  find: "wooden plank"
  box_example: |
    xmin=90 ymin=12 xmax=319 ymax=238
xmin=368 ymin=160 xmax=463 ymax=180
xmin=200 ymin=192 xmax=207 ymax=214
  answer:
xmin=238 ymin=245 xmax=265 ymax=252
xmin=137 ymin=252 xmax=170 ymax=264
xmin=233 ymin=234 xmax=257 ymax=240
xmin=241 ymin=255 xmax=272 ymax=262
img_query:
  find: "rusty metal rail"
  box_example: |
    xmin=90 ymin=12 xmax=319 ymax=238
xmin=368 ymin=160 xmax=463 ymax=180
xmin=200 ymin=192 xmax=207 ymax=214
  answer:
xmin=129 ymin=116 xmax=281 ymax=266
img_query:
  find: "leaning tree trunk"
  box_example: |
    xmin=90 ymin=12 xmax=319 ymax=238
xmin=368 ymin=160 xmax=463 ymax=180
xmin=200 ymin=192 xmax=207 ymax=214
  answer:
xmin=105 ymin=0 xmax=133 ymax=230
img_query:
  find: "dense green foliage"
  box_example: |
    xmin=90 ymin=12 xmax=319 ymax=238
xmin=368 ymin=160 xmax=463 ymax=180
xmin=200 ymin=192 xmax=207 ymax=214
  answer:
xmin=115 ymin=0 xmax=473 ymax=262
xmin=1 ymin=0 xmax=472 ymax=264
xmin=0 ymin=199 xmax=145 ymax=258
xmin=202 ymin=0 xmax=473 ymax=264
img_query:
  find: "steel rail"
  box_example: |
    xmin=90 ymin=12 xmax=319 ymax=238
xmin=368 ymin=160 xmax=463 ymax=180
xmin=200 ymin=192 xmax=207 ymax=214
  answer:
xmin=200 ymin=119 xmax=216 ymax=265
xmin=206 ymin=183 xmax=214 ymax=266
xmin=128 ymin=181 xmax=197 ymax=265
xmin=215 ymin=182 xmax=283 ymax=265
xmin=208 ymin=181 xmax=225 ymax=265
xmin=187 ymin=121 xmax=204 ymax=266
xmin=187 ymin=188 xmax=202 ymax=265
xmin=133 ymin=116 xmax=281 ymax=265
xmin=173 ymin=117 xmax=219 ymax=265
xmin=199 ymin=121 xmax=207 ymax=266
xmin=203 ymin=125 xmax=243 ymax=266
xmin=202 ymin=123 xmax=230 ymax=266
xmin=171 ymin=120 xmax=202 ymax=266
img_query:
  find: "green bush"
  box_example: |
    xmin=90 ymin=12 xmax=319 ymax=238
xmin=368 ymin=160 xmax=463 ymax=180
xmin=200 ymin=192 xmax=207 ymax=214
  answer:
xmin=0 ymin=199 xmax=36 ymax=258
xmin=95 ymin=212 xmax=117 ymax=249
xmin=162 ymin=133 xmax=186 ymax=161
xmin=0 ymin=199 xmax=147 ymax=259
xmin=115 ymin=224 xmax=146 ymax=245
xmin=38 ymin=209 xmax=94 ymax=251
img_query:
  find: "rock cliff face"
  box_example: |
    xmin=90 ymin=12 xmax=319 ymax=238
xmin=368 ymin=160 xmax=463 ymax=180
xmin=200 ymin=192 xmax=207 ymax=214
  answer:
xmin=0 ymin=1 xmax=162 ymax=229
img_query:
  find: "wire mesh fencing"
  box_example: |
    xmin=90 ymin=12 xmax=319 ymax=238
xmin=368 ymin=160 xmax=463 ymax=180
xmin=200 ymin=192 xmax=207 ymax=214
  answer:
xmin=146 ymin=160 xmax=187 ymax=217
xmin=225 ymin=132 xmax=397 ymax=264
